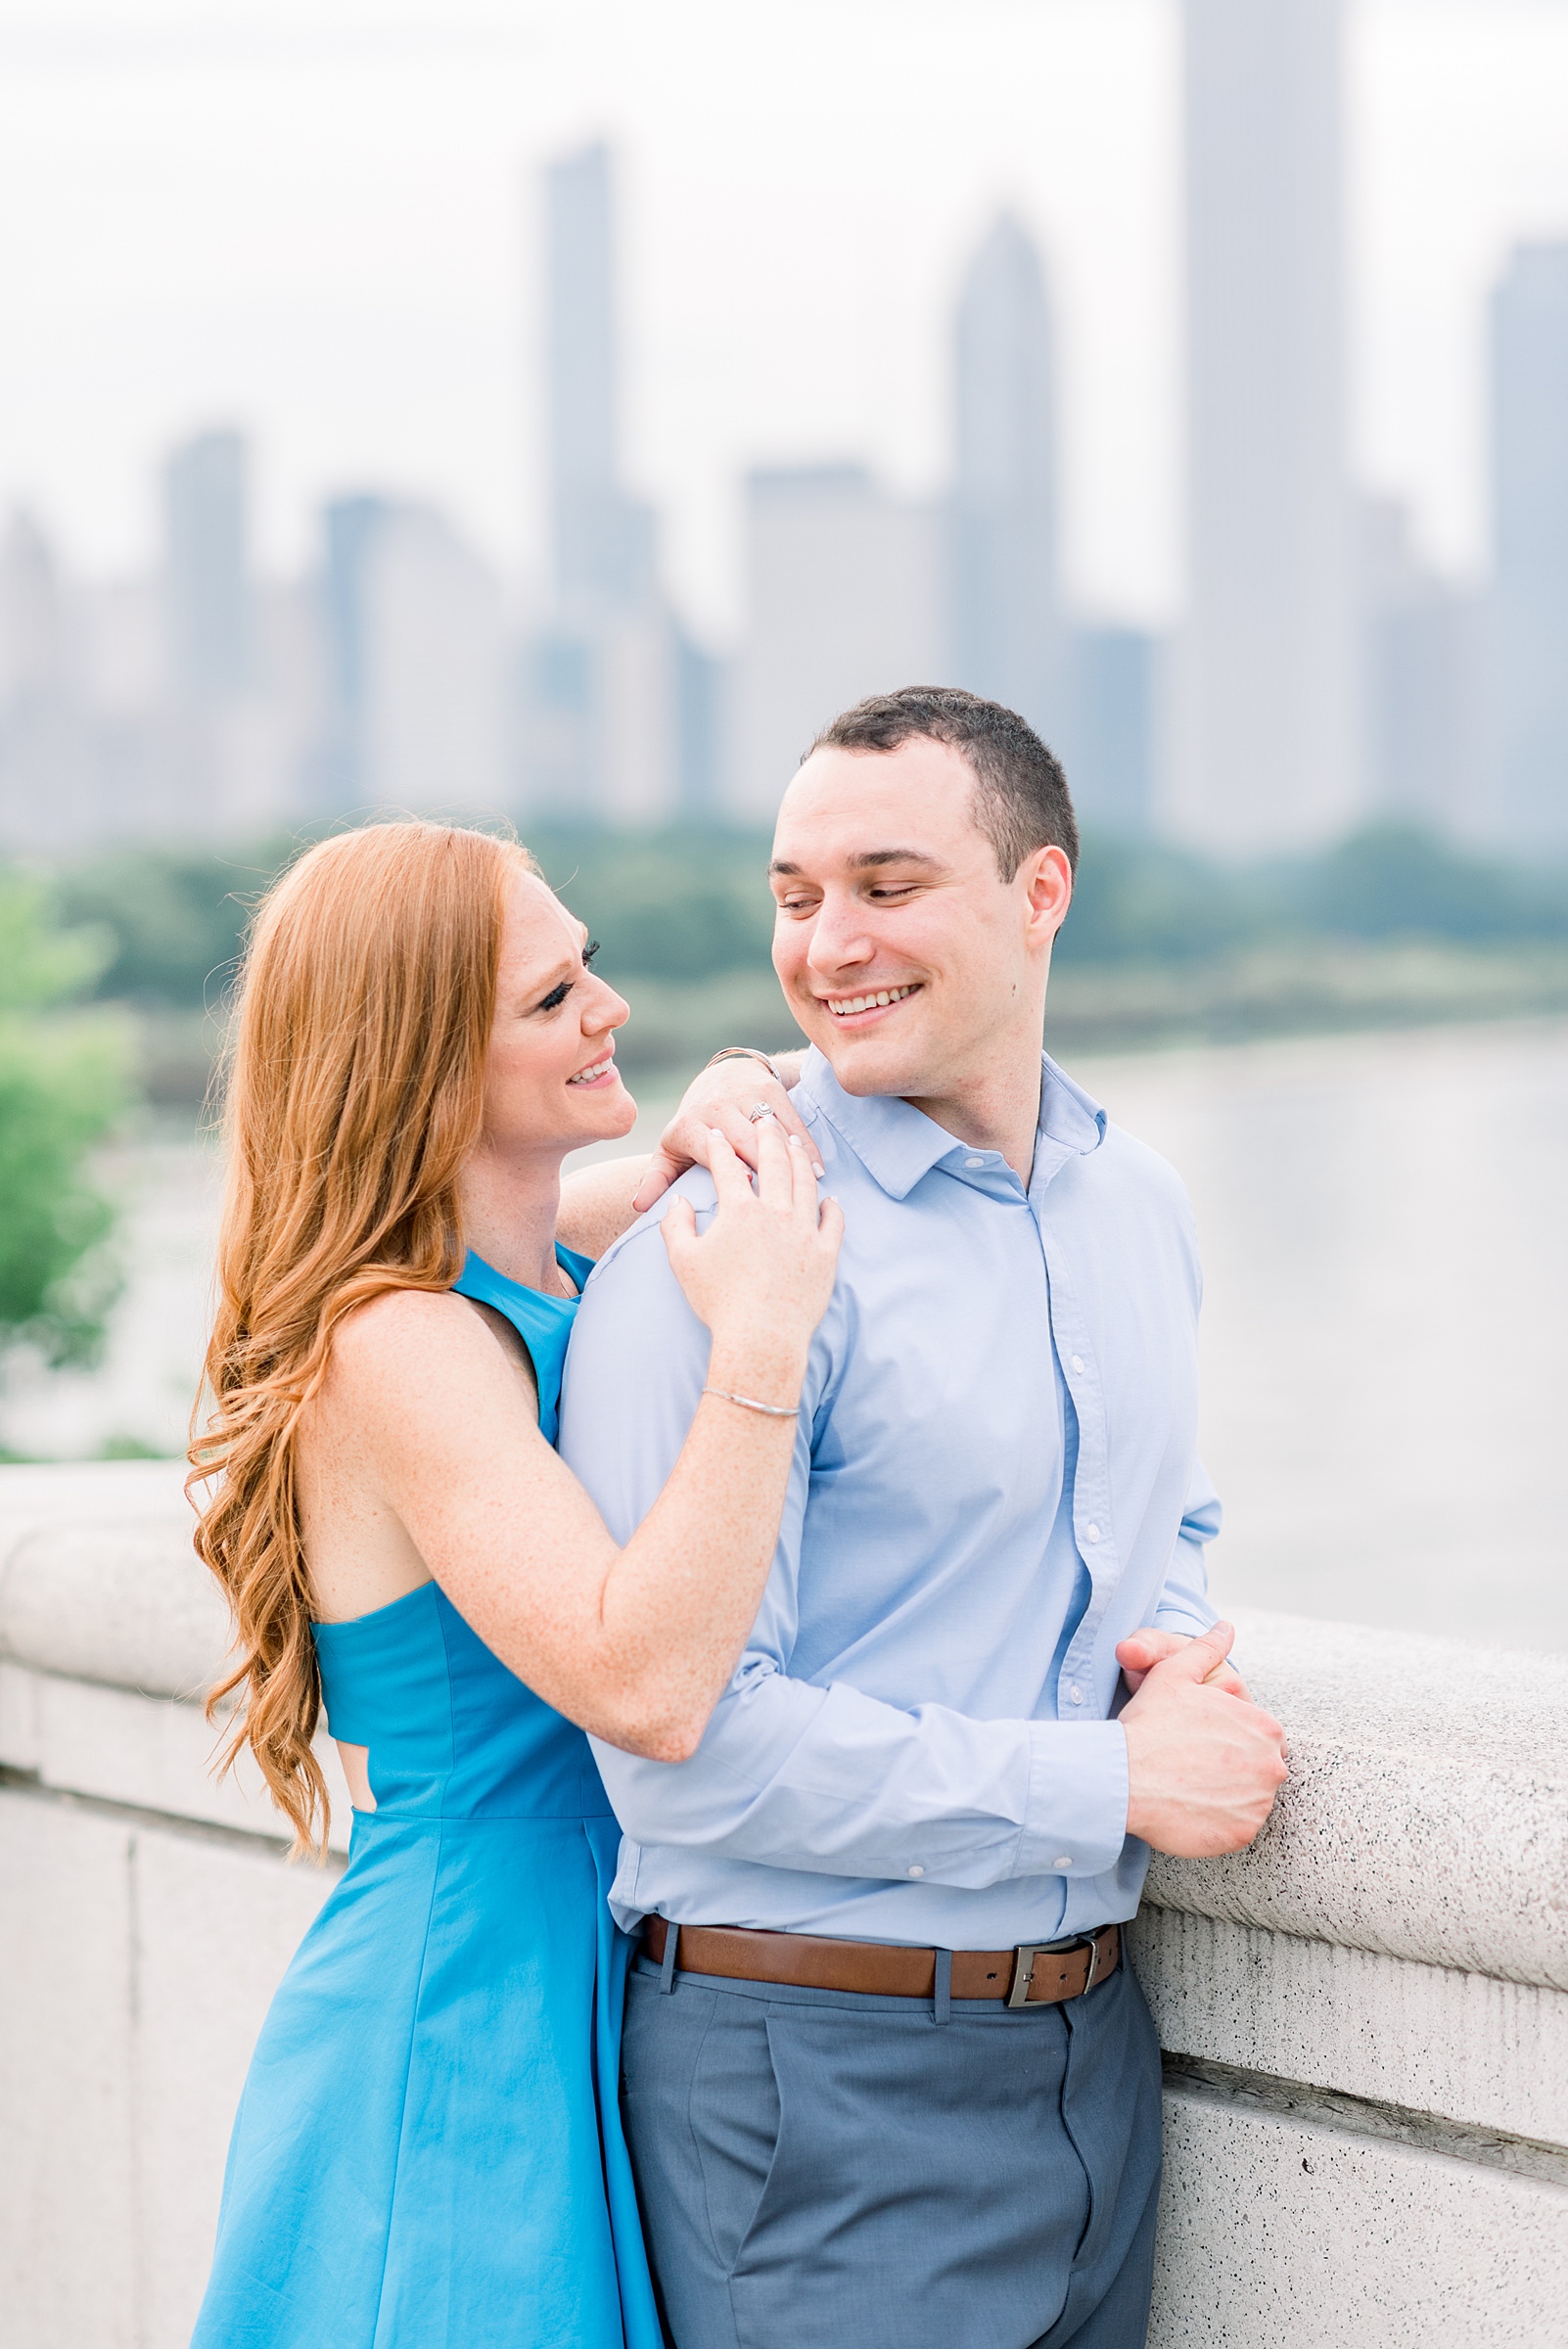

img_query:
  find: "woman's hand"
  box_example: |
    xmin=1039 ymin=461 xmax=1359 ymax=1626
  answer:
xmin=633 ymin=1051 xmax=816 ymax=1212
xmin=662 ymin=1121 xmax=843 ymax=1402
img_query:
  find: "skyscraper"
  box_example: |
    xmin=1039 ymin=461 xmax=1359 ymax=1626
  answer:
xmin=546 ymin=142 xmax=657 ymax=615
xmin=733 ymin=466 xmax=943 ymax=819
xmin=1358 ymin=495 xmax=1479 ymax=835
xmin=1171 ymin=0 xmax=1358 ymax=851
xmin=163 ymin=429 xmax=253 ymax=704
xmin=525 ymin=141 xmax=691 ymax=820
xmin=1488 ymin=243 xmax=1568 ymax=851
xmin=314 ymin=494 xmax=508 ymax=817
xmin=949 ymin=213 xmax=1064 ymax=738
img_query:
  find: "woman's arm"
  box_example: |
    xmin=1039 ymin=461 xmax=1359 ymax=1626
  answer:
xmin=321 ymin=1125 xmax=841 ymax=1763
xmin=555 ymin=1155 xmax=654 ymax=1262
xmin=556 ymin=1047 xmax=810 ymax=1259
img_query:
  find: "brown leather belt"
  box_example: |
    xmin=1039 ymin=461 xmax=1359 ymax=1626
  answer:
xmin=641 ymin=1916 xmax=1121 ymax=2008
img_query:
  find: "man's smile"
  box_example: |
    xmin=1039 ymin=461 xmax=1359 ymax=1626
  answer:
xmin=817 ymin=982 xmax=923 ymax=1025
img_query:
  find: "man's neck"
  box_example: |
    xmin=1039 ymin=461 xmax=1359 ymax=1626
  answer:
xmin=456 ymin=1148 xmax=569 ymax=1294
xmin=901 ymin=1048 xmax=1045 ymax=1185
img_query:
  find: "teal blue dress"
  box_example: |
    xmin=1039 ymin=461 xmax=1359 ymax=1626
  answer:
xmin=191 ymin=1248 xmax=663 ymax=2349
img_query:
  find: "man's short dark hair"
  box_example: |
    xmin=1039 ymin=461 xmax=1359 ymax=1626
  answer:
xmin=807 ymin=685 xmax=1079 ymax=878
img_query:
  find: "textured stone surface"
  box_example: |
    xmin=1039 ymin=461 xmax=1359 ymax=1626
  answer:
xmin=1151 ymin=2083 xmax=1568 ymax=2346
xmin=0 ymin=1792 xmax=138 ymax=2347
xmin=0 ymin=1661 xmax=353 ymax=1854
xmin=0 ymin=1784 xmax=337 ymax=2349
xmin=1146 ymin=1607 xmax=1568 ymax=1989
xmin=4 ymin=1466 xmax=1568 ymax=2345
xmin=1130 ymin=1906 xmax=1568 ymax=2146
xmin=0 ymin=1460 xmax=222 ymax=1698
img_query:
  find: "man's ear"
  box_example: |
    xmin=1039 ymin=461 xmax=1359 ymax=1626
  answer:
xmin=1022 ymin=845 xmax=1073 ymax=943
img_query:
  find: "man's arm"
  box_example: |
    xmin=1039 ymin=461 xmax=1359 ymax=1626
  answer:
xmin=1117 ymin=1463 xmax=1244 ymax=1697
xmin=1152 ymin=1461 xmax=1222 ymax=1640
xmin=557 ymin=1191 xmax=1131 ymax=1888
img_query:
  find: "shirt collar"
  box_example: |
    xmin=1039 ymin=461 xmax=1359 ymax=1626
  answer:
xmin=798 ymin=1047 xmax=1106 ymax=1203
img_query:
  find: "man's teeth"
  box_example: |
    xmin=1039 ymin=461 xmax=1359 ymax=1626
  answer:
xmin=827 ymin=985 xmax=917 ymax=1019
xmin=569 ymin=1057 xmax=613 ymax=1084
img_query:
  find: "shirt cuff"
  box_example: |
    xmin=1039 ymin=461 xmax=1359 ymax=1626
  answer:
xmin=1016 ymin=1720 xmax=1130 ymax=1881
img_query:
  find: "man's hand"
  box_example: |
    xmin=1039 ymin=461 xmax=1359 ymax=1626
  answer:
xmin=1117 ymin=1625 xmax=1251 ymax=1702
xmin=633 ymin=1053 xmax=818 ymax=1212
xmin=1121 ymin=1620 xmax=1288 ymax=1858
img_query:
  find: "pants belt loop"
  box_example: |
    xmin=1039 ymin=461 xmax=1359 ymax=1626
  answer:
xmin=933 ymin=1947 xmax=952 ymax=2027
xmin=658 ymin=1920 xmax=680 ymax=1995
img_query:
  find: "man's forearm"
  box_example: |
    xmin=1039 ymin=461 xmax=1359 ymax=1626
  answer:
xmin=591 ymin=1664 xmax=1131 ymax=1890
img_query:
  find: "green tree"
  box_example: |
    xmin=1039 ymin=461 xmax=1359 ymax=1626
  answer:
xmin=0 ymin=871 xmax=136 ymax=1367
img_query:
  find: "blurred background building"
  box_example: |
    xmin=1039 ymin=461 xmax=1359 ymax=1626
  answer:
xmin=1489 ymin=243 xmax=1568 ymax=855
xmin=0 ymin=7 xmax=1563 ymax=858
xmin=1170 ymin=0 xmax=1358 ymax=852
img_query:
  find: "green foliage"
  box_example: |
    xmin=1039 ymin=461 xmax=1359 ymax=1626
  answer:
xmin=1282 ymin=824 xmax=1568 ymax=944
xmin=526 ymin=825 xmax=778 ymax=984
xmin=32 ymin=816 xmax=1568 ymax=1089
xmin=0 ymin=873 xmax=135 ymax=1367
xmin=1056 ymin=835 xmax=1257 ymax=965
xmin=54 ymin=844 xmax=276 ymax=1006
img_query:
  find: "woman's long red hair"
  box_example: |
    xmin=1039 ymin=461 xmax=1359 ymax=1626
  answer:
xmin=190 ymin=821 xmax=532 ymax=1854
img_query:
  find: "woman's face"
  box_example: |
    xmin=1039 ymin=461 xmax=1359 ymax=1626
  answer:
xmin=480 ymin=870 xmax=637 ymax=1158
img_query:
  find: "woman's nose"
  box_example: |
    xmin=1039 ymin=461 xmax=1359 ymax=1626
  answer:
xmin=585 ymin=981 xmax=629 ymax=1033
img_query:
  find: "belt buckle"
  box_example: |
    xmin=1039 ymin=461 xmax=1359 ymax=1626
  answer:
xmin=1005 ymin=1932 xmax=1100 ymax=2009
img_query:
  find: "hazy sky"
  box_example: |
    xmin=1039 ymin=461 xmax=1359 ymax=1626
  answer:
xmin=1 ymin=0 xmax=1567 ymax=637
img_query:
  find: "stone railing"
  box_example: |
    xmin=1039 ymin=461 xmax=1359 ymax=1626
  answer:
xmin=1 ymin=1461 xmax=1564 ymax=2347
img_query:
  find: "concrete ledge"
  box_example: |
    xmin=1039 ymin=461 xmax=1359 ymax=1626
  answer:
xmin=2 ymin=1462 xmax=1566 ymax=2347
xmin=1152 ymin=2085 xmax=1568 ymax=2346
xmin=1146 ymin=1607 xmax=1568 ymax=1990
xmin=1129 ymin=1905 xmax=1568 ymax=2148
xmin=0 ymin=1461 xmax=224 ymax=1699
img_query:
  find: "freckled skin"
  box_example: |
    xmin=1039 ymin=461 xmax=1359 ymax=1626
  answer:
xmin=292 ymin=873 xmax=844 ymax=1773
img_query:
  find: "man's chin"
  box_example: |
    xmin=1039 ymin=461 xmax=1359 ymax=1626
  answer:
xmin=812 ymin=1024 xmax=924 ymax=1099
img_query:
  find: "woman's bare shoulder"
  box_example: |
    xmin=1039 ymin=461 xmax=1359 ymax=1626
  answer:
xmin=323 ymin=1286 xmax=507 ymax=1404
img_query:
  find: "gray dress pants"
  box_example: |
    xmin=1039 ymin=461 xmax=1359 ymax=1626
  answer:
xmin=619 ymin=1943 xmax=1164 ymax=2349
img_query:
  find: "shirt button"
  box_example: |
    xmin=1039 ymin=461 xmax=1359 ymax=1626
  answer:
xmin=907 ymin=1865 xmax=924 ymax=1877
xmin=964 ymin=1156 xmax=985 ymax=1170
xmin=1053 ymin=1857 xmax=1073 ymax=1871
xmin=1070 ymin=1356 xmax=1084 ymax=1375
xmin=1085 ymin=1524 xmax=1101 ymax=1543
xmin=1069 ymin=1686 xmax=1084 ymax=1705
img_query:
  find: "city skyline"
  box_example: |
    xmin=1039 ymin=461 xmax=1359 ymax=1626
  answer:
xmin=3 ymin=152 xmax=1566 ymax=847
xmin=0 ymin=0 xmax=1566 ymax=639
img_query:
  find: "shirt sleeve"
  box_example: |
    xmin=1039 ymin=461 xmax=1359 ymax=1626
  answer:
xmin=1150 ymin=1458 xmax=1222 ymax=1639
xmin=555 ymin=1181 xmax=1131 ymax=1889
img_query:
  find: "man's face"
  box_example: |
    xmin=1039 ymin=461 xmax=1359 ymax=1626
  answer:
xmin=768 ymin=737 xmax=1071 ymax=1101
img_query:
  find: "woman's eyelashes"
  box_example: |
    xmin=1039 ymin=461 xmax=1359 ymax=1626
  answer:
xmin=535 ymin=941 xmax=602 ymax=1013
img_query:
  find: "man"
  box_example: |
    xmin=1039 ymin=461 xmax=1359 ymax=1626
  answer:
xmin=558 ymin=688 xmax=1288 ymax=2349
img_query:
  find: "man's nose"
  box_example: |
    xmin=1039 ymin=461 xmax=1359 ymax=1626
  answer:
xmin=805 ymin=896 xmax=875 ymax=975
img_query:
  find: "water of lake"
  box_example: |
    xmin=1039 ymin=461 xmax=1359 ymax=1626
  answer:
xmin=6 ymin=1018 xmax=1564 ymax=1653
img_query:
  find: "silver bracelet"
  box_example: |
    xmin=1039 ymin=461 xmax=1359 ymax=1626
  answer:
xmin=702 ymin=1386 xmax=799 ymax=1419
xmin=705 ymin=1045 xmax=783 ymax=1084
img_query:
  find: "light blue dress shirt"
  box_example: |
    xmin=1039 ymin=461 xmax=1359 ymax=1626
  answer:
xmin=558 ymin=1048 xmax=1221 ymax=1950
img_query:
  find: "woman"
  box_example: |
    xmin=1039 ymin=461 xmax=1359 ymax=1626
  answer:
xmin=189 ymin=821 xmax=840 ymax=2349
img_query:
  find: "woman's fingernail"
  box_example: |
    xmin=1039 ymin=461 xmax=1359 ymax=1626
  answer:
xmin=788 ymin=1133 xmax=803 ymax=1148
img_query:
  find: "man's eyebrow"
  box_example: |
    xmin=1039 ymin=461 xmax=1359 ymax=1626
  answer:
xmin=847 ymin=849 xmax=946 ymax=871
xmin=767 ymin=849 xmax=947 ymax=877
